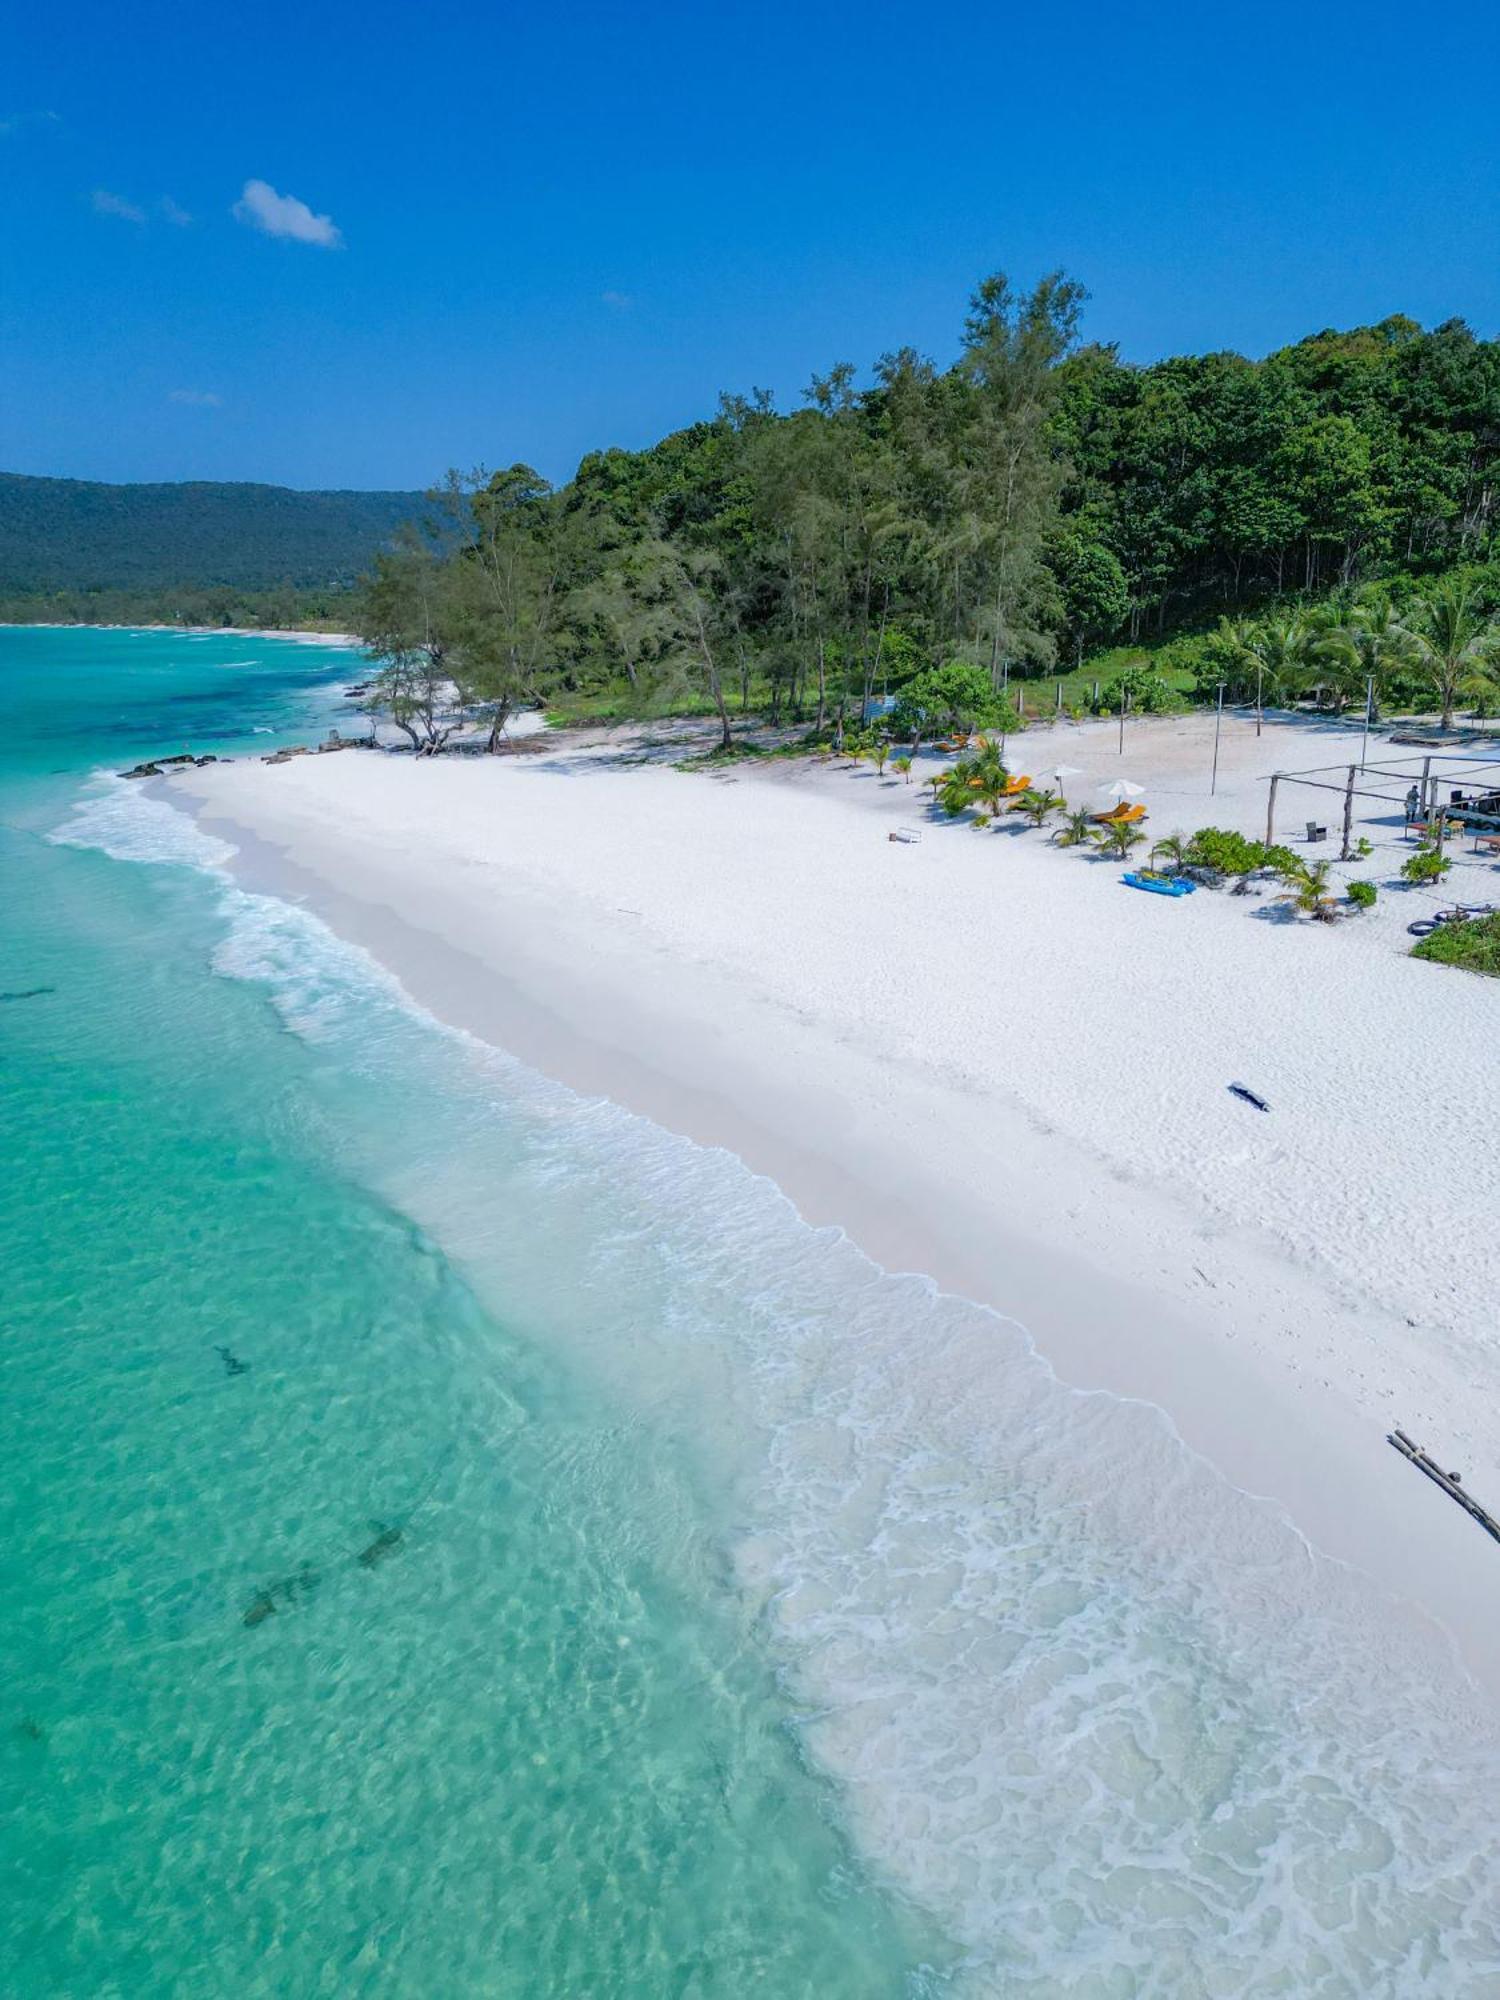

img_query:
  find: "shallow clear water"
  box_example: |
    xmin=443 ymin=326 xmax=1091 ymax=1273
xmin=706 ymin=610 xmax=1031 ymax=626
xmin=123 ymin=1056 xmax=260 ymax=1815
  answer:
xmin=0 ymin=631 xmax=930 ymax=1997
xmin=6 ymin=628 xmax=1500 ymax=1998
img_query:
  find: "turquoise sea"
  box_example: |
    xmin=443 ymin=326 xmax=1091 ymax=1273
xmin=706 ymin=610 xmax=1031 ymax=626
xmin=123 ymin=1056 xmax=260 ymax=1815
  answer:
xmin=4 ymin=626 xmax=1500 ymax=1998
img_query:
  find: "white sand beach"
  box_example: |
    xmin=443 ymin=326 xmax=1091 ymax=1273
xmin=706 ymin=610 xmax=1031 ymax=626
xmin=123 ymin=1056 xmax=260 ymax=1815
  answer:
xmin=166 ymin=710 xmax=1500 ymax=1690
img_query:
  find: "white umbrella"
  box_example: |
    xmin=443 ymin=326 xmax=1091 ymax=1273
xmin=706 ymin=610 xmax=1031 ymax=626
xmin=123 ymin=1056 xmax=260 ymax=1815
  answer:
xmin=1101 ymin=779 xmax=1145 ymax=800
xmin=1051 ymin=764 xmax=1082 ymax=785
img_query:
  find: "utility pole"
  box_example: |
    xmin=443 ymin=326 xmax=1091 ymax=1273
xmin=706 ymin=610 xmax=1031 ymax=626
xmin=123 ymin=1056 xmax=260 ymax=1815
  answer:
xmin=1118 ymin=685 xmax=1129 ymax=756
xmin=1211 ymin=682 xmax=1226 ymax=795
xmin=1359 ymin=675 xmax=1375 ymax=772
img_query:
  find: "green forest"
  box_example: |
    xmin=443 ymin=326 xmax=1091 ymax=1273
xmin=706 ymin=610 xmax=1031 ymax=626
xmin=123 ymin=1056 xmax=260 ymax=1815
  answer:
xmin=0 ymin=472 xmax=421 ymax=610
xmin=354 ymin=275 xmax=1500 ymax=750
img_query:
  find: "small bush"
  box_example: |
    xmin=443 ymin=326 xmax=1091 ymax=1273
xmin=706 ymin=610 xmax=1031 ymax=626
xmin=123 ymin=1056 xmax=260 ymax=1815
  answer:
xmin=1402 ymin=848 xmax=1453 ymax=886
xmin=1093 ymin=667 xmax=1185 ymax=716
xmin=1346 ymin=879 xmax=1378 ymax=910
xmin=1412 ymin=912 xmax=1500 ymax=976
xmin=1185 ymin=827 xmax=1266 ymax=878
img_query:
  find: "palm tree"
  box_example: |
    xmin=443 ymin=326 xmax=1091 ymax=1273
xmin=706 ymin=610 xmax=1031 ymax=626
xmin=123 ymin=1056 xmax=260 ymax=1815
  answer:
xmin=1020 ymin=788 xmax=1063 ymax=829
xmin=958 ymin=742 xmax=1014 ymax=823
xmin=1149 ymin=831 xmax=1189 ymax=873
xmin=1314 ymin=593 xmax=1415 ymax=714
xmin=872 ymin=742 xmax=891 ymax=776
xmin=1404 ymin=580 xmax=1500 ymax=730
xmin=1092 ymin=820 xmax=1148 ymax=861
xmin=1052 ymin=807 xmax=1094 ymax=848
xmin=1220 ymin=612 xmax=1314 ymax=730
xmin=1277 ymin=856 xmax=1338 ymax=921
xmin=892 ymin=755 xmax=913 ymax=784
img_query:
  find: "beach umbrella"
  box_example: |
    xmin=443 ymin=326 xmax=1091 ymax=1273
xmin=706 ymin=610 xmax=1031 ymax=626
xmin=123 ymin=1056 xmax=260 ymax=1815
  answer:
xmin=1051 ymin=764 xmax=1082 ymax=785
xmin=1101 ymin=779 xmax=1146 ymax=800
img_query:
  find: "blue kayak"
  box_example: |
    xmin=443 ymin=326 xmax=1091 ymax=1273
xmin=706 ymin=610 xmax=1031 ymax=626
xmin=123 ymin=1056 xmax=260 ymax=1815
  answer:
xmin=1122 ymin=871 xmax=1195 ymax=897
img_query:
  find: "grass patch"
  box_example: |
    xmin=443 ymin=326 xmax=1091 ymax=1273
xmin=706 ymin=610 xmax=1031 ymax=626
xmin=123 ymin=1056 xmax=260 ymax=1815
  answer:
xmin=1411 ymin=912 xmax=1500 ymax=976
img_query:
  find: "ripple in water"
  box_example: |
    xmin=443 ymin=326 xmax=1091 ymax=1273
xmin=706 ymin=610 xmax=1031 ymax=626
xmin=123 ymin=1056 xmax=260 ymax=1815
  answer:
xmin=63 ymin=773 xmax=1500 ymax=1996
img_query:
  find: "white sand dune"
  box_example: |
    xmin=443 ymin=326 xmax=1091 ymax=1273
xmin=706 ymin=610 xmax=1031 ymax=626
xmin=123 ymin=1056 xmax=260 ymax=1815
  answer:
xmin=167 ymin=709 xmax=1500 ymax=1689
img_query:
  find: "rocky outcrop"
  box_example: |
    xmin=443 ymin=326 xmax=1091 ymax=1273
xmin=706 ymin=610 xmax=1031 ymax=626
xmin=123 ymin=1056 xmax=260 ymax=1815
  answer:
xmin=120 ymin=753 xmax=219 ymax=778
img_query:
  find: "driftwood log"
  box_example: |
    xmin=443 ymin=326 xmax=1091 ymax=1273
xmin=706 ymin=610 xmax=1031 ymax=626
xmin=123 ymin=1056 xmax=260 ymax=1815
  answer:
xmin=1388 ymin=1429 xmax=1500 ymax=1546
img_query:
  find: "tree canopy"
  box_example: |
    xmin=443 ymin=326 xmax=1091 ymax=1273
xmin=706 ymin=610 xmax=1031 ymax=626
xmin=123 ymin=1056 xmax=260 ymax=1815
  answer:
xmin=361 ymin=283 xmax=1499 ymax=748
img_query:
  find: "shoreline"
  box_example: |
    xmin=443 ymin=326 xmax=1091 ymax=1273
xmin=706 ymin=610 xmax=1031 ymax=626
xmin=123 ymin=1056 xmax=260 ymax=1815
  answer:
xmin=157 ymin=718 xmax=1500 ymax=1697
xmin=7 ymin=621 xmax=363 ymax=646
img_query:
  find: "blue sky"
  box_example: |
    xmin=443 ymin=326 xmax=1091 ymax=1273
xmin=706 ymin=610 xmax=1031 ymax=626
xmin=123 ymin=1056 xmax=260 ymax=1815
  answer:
xmin=3 ymin=0 xmax=1497 ymax=491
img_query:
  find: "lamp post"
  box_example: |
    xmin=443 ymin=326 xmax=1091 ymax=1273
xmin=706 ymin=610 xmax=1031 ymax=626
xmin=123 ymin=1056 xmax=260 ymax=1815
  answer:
xmin=1211 ymin=681 xmax=1226 ymax=796
xmin=1255 ymin=661 xmax=1264 ymax=739
xmin=1118 ymin=684 xmax=1129 ymax=755
xmin=1359 ymin=673 xmax=1375 ymax=772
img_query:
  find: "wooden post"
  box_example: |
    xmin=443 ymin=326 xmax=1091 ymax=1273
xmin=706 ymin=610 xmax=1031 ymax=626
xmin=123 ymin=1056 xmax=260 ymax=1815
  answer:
xmin=1056 ymin=680 xmax=1063 ymax=715
xmin=1017 ymin=689 xmax=1026 ymax=719
xmin=1420 ymin=755 xmax=1432 ymax=817
xmin=1265 ymin=774 xmax=1280 ymax=848
xmin=1340 ymin=763 xmax=1356 ymax=860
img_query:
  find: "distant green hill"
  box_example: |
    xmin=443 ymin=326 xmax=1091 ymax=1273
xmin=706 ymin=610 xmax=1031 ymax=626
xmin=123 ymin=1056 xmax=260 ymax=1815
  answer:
xmin=0 ymin=473 xmax=424 ymax=592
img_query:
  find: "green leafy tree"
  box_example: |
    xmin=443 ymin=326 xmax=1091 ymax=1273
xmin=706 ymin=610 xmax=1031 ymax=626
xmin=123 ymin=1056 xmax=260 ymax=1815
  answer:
xmin=891 ymin=661 xmax=1010 ymax=742
xmin=355 ymin=532 xmax=466 ymax=752
xmin=955 ymin=271 xmax=1085 ymax=687
xmin=1050 ymin=530 xmax=1129 ymax=666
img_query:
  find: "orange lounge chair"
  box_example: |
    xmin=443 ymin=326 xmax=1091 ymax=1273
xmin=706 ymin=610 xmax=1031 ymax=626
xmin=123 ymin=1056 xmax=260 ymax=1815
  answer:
xmin=1001 ymin=775 xmax=1032 ymax=797
xmin=1093 ymin=802 xmax=1147 ymax=825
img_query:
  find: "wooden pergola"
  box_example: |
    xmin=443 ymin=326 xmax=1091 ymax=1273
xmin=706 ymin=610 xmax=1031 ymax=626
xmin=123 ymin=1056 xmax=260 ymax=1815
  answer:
xmin=1262 ymin=751 xmax=1500 ymax=859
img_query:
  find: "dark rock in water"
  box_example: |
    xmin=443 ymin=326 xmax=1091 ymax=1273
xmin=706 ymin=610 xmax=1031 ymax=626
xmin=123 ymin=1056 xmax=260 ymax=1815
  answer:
xmin=194 ymin=755 xmax=218 ymax=766
xmin=0 ymin=987 xmax=55 ymax=1003
xmin=16 ymin=1716 xmax=45 ymax=1744
xmin=214 ymin=1344 xmax=250 ymax=1377
xmin=121 ymin=762 xmax=163 ymax=780
xmin=242 ymin=1563 xmax=319 ymax=1629
xmin=357 ymin=1523 xmax=403 ymax=1568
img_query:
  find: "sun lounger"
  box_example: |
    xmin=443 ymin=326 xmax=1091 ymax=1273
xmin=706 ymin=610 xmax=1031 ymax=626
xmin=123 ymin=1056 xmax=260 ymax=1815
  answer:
xmin=1093 ymin=803 xmax=1147 ymax=825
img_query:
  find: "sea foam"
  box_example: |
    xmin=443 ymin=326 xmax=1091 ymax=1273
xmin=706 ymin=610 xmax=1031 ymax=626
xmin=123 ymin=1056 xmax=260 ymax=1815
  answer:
xmin=48 ymin=772 xmax=237 ymax=872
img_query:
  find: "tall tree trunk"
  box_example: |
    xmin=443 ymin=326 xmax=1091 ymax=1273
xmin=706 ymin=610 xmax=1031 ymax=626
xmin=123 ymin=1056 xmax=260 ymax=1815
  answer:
xmin=690 ymin=597 xmax=733 ymax=751
xmin=485 ymin=699 xmax=513 ymax=753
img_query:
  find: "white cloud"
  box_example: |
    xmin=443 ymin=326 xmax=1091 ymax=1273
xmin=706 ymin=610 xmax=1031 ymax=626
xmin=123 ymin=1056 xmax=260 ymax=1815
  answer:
xmin=601 ymin=289 xmax=633 ymax=310
xmin=232 ymin=178 xmax=341 ymax=247
xmin=168 ymin=388 xmax=222 ymax=407
xmin=93 ymin=188 xmax=146 ymax=224
xmin=159 ymin=196 xmax=192 ymax=226
xmin=0 ymin=109 xmax=60 ymax=138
